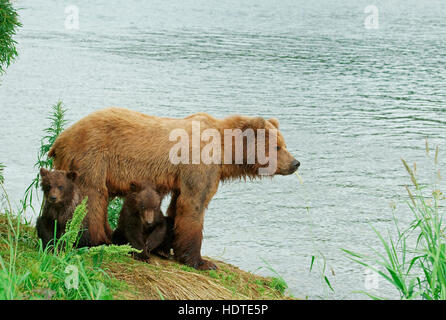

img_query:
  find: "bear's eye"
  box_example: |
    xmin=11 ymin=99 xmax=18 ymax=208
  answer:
xmin=42 ymin=186 xmax=50 ymax=192
xmin=58 ymin=186 xmax=64 ymax=191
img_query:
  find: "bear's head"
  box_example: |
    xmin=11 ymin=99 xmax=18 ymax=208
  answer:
xmin=127 ymin=182 xmax=161 ymax=224
xmin=263 ymin=117 xmax=300 ymax=176
xmin=222 ymin=115 xmax=300 ymax=177
xmin=40 ymin=168 xmax=78 ymax=205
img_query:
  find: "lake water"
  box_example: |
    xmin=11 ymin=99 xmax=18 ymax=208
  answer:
xmin=1 ymin=0 xmax=446 ymax=299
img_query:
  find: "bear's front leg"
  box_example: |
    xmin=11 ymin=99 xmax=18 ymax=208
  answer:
xmin=173 ymin=174 xmax=220 ymax=270
xmin=145 ymin=222 xmax=167 ymax=255
xmin=82 ymin=186 xmax=111 ymax=246
xmin=125 ymin=222 xmax=150 ymax=262
xmin=129 ymin=236 xmax=150 ymax=262
xmin=36 ymin=216 xmax=56 ymax=249
xmin=154 ymin=216 xmax=175 ymax=258
xmin=174 ymin=213 xmax=217 ymax=270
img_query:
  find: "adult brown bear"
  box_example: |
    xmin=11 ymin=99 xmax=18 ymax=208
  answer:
xmin=49 ymin=107 xmax=299 ymax=270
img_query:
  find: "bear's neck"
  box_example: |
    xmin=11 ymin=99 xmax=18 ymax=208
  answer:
xmin=220 ymin=163 xmax=262 ymax=182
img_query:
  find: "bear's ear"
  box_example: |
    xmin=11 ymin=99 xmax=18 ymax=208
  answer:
xmin=242 ymin=117 xmax=266 ymax=131
xmin=129 ymin=181 xmax=142 ymax=193
xmin=268 ymin=118 xmax=279 ymax=129
xmin=40 ymin=168 xmax=49 ymax=177
xmin=66 ymin=171 xmax=77 ymax=182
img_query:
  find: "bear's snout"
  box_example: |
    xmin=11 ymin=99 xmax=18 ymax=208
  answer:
xmin=285 ymin=159 xmax=300 ymax=174
xmin=143 ymin=209 xmax=155 ymax=224
xmin=291 ymin=159 xmax=300 ymax=170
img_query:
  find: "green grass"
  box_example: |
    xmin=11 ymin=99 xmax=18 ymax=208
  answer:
xmin=0 ymin=206 xmax=289 ymax=300
xmin=344 ymin=143 xmax=446 ymax=300
xmin=258 ymin=258 xmax=289 ymax=295
xmin=0 ymin=206 xmax=111 ymax=299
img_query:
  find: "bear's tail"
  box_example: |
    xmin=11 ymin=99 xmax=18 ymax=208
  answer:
xmin=48 ymin=139 xmax=76 ymax=171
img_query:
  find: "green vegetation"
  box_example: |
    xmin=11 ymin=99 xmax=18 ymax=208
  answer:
xmin=296 ymin=176 xmax=335 ymax=298
xmin=0 ymin=204 xmax=289 ymax=299
xmin=23 ymin=101 xmax=67 ymax=212
xmin=107 ymin=197 xmax=123 ymax=230
xmin=258 ymin=258 xmax=289 ymax=295
xmin=344 ymin=143 xmax=446 ymax=299
xmin=0 ymin=0 xmax=21 ymax=74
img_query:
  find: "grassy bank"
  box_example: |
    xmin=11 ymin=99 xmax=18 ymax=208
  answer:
xmin=0 ymin=212 xmax=290 ymax=300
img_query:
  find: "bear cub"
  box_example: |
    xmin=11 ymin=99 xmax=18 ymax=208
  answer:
xmin=36 ymin=168 xmax=90 ymax=248
xmin=112 ymin=182 xmax=174 ymax=261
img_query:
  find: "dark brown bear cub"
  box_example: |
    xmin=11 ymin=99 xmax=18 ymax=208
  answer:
xmin=111 ymin=182 xmax=173 ymax=261
xmin=36 ymin=168 xmax=90 ymax=248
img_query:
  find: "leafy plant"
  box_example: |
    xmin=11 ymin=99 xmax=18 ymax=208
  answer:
xmin=0 ymin=163 xmax=5 ymax=184
xmin=0 ymin=0 xmax=22 ymax=74
xmin=344 ymin=143 xmax=446 ymax=299
xmin=64 ymin=197 xmax=89 ymax=251
xmin=309 ymin=252 xmax=335 ymax=294
xmin=23 ymin=101 xmax=68 ymax=211
xmin=294 ymin=174 xmax=336 ymax=297
xmin=107 ymin=197 xmax=123 ymax=230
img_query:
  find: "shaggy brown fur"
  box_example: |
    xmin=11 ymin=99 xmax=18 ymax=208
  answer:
xmin=36 ymin=168 xmax=90 ymax=248
xmin=49 ymin=107 xmax=299 ymax=270
xmin=111 ymin=182 xmax=173 ymax=261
